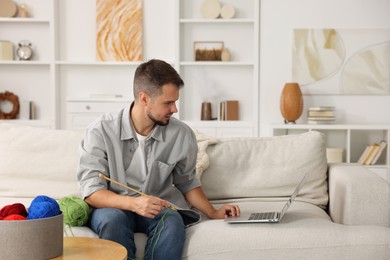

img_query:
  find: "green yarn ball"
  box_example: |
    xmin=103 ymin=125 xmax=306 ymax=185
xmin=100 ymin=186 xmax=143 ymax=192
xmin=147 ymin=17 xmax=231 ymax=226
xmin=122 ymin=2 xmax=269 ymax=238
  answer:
xmin=58 ymin=196 xmax=90 ymax=226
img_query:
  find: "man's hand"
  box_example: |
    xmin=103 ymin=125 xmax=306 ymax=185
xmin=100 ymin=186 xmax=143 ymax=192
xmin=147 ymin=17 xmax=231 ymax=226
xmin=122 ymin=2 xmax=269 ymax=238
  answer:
xmin=132 ymin=196 xmax=171 ymax=218
xmin=185 ymin=187 xmax=241 ymax=219
xmin=209 ymin=204 xmax=241 ymax=219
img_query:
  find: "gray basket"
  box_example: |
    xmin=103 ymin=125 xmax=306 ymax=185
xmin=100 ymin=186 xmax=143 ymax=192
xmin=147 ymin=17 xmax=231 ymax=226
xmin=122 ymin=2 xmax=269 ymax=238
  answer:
xmin=0 ymin=213 xmax=63 ymax=259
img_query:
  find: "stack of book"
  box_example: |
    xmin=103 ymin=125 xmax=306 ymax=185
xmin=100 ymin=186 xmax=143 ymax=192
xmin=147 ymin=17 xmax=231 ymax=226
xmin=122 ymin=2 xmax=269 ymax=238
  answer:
xmin=307 ymin=107 xmax=335 ymax=124
xmin=218 ymin=100 xmax=239 ymax=121
xmin=357 ymin=140 xmax=387 ymax=165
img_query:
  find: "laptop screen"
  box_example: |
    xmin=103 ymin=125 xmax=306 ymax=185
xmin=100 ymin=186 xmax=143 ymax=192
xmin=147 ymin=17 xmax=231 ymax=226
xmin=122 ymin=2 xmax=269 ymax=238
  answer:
xmin=279 ymin=173 xmax=309 ymax=218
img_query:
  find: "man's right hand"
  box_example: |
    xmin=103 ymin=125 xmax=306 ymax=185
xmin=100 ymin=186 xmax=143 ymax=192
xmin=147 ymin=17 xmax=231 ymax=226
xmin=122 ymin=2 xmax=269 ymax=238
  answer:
xmin=132 ymin=196 xmax=171 ymax=218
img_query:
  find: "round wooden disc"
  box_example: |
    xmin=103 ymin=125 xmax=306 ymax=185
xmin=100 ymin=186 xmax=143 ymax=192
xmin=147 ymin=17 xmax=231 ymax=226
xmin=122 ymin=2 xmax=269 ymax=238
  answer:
xmin=0 ymin=0 xmax=18 ymax=18
xmin=200 ymin=0 xmax=221 ymax=19
xmin=220 ymin=5 xmax=235 ymax=19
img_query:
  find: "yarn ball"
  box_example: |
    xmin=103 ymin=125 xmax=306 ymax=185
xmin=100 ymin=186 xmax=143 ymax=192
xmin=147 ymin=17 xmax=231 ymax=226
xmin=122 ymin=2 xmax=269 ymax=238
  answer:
xmin=27 ymin=195 xmax=61 ymax=220
xmin=0 ymin=203 xmax=28 ymax=220
xmin=4 ymin=214 xmax=27 ymax=221
xmin=58 ymin=196 xmax=90 ymax=226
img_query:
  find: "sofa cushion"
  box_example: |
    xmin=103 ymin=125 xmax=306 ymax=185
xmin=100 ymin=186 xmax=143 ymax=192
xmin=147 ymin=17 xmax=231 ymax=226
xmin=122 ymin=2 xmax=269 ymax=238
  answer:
xmin=184 ymin=201 xmax=390 ymax=260
xmin=0 ymin=123 xmax=84 ymax=199
xmin=201 ymin=131 xmax=328 ymax=208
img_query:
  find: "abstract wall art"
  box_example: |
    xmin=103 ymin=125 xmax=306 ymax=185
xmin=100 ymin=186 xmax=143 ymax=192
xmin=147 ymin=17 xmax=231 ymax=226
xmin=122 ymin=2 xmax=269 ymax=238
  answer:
xmin=293 ymin=28 xmax=390 ymax=95
xmin=96 ymin=0 xmax=143 ymax=61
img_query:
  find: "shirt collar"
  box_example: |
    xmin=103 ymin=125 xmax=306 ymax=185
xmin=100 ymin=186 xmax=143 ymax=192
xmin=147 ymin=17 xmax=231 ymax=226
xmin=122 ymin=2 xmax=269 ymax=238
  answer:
xmin=120 ymin=102 xmax=165 ymax=142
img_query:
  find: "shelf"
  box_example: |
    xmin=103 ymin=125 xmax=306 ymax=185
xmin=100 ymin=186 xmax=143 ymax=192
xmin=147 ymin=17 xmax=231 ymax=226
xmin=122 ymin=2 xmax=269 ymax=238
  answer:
xmin=0 ymin=61 xmax=51 ymax=65
xmin=0 ymin=18 xmax=50 ymax=23
xmin=180 ymin=61 xmax=254 ymax=66
xmin=184 ymin=120 xmax=255 ymax=127
xmin=1 ymin=0 xmax=259 ymax=137
xmin=56 ymin=61 xmax=143 ymax=66
xmin=177 ymin=0 xmax=259 ymax=137
xmin=272 ymin=124 xmax=390 ymax=130
xmin=0 ymin=0 xmax=55 ymax=127
xmin=180 ymin=18 xmax=255 ymax=24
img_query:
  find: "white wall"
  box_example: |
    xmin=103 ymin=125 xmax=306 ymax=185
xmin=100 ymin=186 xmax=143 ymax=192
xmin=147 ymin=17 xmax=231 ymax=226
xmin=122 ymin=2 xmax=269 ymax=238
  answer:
xmin=259 ymin=0 xmax=390 ymax=136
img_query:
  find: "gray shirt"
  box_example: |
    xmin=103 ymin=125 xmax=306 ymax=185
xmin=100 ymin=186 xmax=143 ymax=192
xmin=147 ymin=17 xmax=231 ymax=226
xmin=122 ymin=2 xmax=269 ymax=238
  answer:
xmin=77 ymin=103 xmax=201 ymax=210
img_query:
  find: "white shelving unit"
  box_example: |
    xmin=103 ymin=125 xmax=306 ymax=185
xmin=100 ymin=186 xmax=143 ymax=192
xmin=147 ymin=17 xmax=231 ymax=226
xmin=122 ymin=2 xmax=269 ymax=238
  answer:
xmin=0 ymin=0 xmax=56 ymax=128
xmin=1 ymin=0 xmax=259 ymax=136
xmin=176 ymin=0 xmax=259 ymax=137
xmin=271 ymin=124 xmax=390 ymax=182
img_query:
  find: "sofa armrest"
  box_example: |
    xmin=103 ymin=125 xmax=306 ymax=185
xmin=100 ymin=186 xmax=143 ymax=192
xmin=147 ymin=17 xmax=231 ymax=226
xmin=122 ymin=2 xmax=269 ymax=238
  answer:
xmin=328 ymin=164 xmax=389 ymax=227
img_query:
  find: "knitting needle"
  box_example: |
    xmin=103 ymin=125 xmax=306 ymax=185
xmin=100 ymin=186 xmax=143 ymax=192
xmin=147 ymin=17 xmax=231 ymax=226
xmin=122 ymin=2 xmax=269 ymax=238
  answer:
xmin=98 ymin=173 xmax=177 ymax=211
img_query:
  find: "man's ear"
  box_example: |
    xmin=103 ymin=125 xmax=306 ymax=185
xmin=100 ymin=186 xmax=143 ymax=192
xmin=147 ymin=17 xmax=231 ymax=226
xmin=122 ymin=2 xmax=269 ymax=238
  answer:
xmin=139 ymin=92 xmax=150 ymax=106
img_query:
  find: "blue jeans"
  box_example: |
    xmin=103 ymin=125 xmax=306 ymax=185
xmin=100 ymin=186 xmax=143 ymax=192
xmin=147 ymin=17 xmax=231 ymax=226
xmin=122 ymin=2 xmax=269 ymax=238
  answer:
xmin=89 ymin=208 xmax=185 ymax=260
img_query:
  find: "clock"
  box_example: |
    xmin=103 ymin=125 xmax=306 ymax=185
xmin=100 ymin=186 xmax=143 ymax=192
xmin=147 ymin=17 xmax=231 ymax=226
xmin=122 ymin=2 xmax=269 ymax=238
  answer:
xmin=16 ymin=40 xmax=33 ymax=60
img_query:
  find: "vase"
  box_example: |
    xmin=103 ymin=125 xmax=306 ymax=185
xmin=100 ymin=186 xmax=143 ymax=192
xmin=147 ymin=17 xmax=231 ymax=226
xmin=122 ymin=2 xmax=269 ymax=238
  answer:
xmin=280 ymin=83 xmax=303 ymax=124
xmin=201 ymin=102 xmax=212 ymax=120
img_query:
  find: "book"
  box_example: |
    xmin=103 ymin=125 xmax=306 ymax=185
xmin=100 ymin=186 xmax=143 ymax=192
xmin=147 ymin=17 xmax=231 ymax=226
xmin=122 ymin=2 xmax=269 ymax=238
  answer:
xmin=307 ymin=116 xmax=336 ymax=121
xmin=19 ymin=100 xmax=31 ymax=120
xmin=307 ymin=110 xmax=335 ymax=117
xmin=29 ymin=101 xmax=36 ymax=119
xmin=307 ymin=119 xmax=335 ymax=125
xmin=371 ymin=140 xmax=387 ymax=165
xmin=225 ymin=100 xmax=239 ymax=120
xmin=357 ymin=145 xmax=372 ymax=164
xmin=308 ymin=106 xmax=335 ymax=111
xmin=218 ymin=101 xmax=225 ymax=120
xmin=218 ymin=100 xmax=239 ymax=121
xmin=363 ymin=143 xmax=380 ymax=165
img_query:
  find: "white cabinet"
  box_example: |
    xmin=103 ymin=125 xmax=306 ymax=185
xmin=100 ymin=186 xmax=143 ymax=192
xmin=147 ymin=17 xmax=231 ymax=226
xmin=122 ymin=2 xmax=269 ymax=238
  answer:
xmin=67 ymin=99 xmax=130 ymax=130
xmin=0 ymin=0 xmax=56 ymax=128
xmin=176 ymin=0 xmax=259 ymax=137
xmin=271 ymin=124 xmax=390 ymax=182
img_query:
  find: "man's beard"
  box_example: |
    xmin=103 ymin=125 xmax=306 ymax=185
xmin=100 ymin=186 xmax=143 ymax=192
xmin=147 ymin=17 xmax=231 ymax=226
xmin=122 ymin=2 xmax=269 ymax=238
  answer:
xmin=147 ymin=111 xmax=170 ymax=126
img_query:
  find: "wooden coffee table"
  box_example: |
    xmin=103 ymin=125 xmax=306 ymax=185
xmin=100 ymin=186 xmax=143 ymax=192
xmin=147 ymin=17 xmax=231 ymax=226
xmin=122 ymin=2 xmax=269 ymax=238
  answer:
xmin=52 ymin=237 xmax=127 ymax=260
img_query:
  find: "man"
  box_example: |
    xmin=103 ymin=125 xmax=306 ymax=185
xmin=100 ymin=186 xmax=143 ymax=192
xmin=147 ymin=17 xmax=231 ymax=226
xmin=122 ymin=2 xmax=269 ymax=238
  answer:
xmin=77 ymin=59 xmax=240 ymax=260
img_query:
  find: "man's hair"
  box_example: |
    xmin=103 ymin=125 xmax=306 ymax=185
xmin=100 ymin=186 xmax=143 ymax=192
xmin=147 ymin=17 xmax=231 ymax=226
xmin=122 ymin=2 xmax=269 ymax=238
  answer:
xmin=133 ymin=59 xmax=184 ymax=99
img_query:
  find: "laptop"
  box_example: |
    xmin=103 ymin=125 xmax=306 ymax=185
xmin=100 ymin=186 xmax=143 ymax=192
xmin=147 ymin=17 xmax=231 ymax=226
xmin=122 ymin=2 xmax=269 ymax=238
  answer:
xmin=225 ymin=173 xmax=309 ymax=224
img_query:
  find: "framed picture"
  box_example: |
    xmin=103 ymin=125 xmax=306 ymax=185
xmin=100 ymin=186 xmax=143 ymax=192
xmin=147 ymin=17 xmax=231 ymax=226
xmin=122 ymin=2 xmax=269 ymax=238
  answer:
xmin=292 ymin=28 xmax=390 ymax=95
xmin=194 ymin=41 xmax=224 ymax=61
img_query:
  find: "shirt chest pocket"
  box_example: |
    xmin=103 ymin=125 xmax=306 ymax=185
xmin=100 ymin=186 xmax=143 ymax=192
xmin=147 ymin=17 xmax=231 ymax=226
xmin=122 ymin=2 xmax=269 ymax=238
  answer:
xmin=143 ymin=161 xmax=175 ymax=196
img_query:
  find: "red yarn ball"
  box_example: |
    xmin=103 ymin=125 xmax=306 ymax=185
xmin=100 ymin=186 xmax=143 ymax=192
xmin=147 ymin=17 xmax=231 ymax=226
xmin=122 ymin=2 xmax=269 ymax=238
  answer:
xmin=3 ymin=214 xmax=27 ymax=221
xmin=0 ymin=203 xmax=28 ymax=220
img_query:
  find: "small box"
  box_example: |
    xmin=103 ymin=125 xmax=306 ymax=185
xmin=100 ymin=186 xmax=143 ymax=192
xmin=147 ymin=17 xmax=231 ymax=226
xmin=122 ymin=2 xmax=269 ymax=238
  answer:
xmin=326 ymin=148 xmax=344 ymax=163
xmin=0 ymin=214 xmax=64 ymax=259
xmin=0 ymin=41 xmax=14 ymax=60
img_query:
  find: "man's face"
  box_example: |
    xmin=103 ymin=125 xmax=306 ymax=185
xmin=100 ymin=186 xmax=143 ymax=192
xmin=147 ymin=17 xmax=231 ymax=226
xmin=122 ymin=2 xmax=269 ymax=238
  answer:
xmin=147 ymin=83 xmax=179 ymax=126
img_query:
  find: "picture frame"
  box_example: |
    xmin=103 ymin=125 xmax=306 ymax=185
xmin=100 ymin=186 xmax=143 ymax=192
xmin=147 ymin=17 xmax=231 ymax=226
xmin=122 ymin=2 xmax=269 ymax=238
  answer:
xmin=194 ymin=41 xmax=224 ymax=61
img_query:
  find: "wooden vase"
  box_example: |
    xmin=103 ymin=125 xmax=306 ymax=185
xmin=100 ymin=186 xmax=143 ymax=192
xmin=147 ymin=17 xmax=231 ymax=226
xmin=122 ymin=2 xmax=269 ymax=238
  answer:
xmin=201 ymin=102 xmax=212 ymax=120
xmin=280 ymin=83 xmax=303 ymax=124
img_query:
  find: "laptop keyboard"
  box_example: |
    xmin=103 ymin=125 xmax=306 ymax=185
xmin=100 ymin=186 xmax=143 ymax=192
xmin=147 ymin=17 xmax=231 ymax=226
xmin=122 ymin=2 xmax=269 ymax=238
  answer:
xmin=249 ymin=212 xmax=276 ymax=220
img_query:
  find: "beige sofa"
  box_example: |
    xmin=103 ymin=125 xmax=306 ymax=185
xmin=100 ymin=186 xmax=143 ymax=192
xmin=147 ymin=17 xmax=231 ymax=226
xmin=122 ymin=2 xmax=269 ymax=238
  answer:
xmin=0 ymin=123 xmax=389 ymax=259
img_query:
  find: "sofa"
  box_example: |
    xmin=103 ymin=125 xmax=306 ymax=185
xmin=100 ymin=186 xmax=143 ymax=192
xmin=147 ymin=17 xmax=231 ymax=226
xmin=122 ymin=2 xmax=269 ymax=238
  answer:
xmin=0 ymin=123 xmax=389 ymax=259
